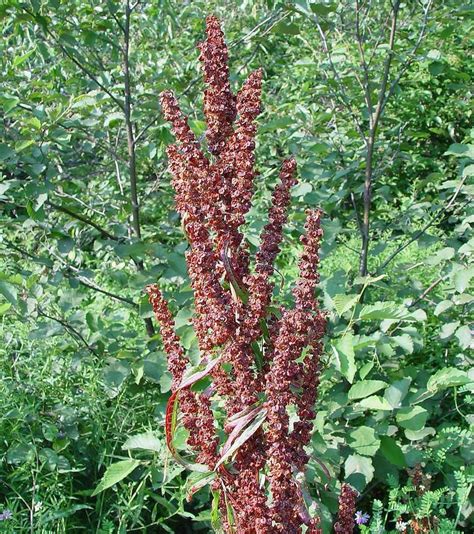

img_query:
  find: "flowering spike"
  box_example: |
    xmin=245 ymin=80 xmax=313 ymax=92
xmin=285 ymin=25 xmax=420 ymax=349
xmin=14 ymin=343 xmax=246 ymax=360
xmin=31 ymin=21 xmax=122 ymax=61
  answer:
xmin=293 ymin=209 xmax=324 ymax=311
xmin=229 ymin=68 xmax=263 ymax=230
xmin=146 ymin=284 xmax=188 ymax=389
xmin=160 ymin=90 xmax=200 ymax=149
xmin=198 ymin=15 xmax=236 ymax=155
xmin=156 ymin=15 xmax=329 ymax=532
xmin=244 ymin=158 xmax=298 ymax=339
xmin=334 ymin=484 xmax=358 ymax=533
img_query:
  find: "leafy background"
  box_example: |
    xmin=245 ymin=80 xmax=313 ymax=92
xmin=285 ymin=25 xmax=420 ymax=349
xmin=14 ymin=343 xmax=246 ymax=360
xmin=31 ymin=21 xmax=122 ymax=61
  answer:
xmin=0 ymin=0 xmax=472 ymax=532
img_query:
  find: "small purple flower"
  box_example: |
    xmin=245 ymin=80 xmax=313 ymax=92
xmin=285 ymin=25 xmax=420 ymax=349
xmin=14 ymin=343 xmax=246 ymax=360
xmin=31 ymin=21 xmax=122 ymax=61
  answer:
xmin=0 ymin=509 xmax=13 ymax=521
xmin=355 ymin=510 xmax=370 ymax=525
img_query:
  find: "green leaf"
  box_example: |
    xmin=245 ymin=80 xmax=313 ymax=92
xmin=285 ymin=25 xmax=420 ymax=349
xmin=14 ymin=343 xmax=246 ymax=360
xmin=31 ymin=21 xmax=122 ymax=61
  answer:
xmin=0 ymin=302 xmax=12 ymax=315
xmin=380 ymin=436 xmax=406 ymax=467
xmin=455 ymin=325 xmax=472 ymax=349
xmin=405 ymin=427 xmax=436 ymax=441
xmin=332 ymin=332 xmax=356 ymax=383
xmin=344 ymin=454 xmax=374 ymax=491
xmin=384 ymin=378 xmax=411 ymax=409
xmin=392 ymin=334 xmax=414 ymax=353
xmin=92 ymin=459 xmax=140 ymax=496
xmin=1 ymin=95 xmax=20 ymax=113
xmin=0 ymin=281 xmax=18 ymax=306
xmin=349 ymin=426 xmax=380 ymax=457
xmin=273 ymin=21 xmax=300 ymax=35
xmin=359 ymin=302 xmax=408 ymax=321
xmin=453 ymin=267 xmax=474 ymax=293
xmin=348 ymin=380 xmax=387 ymax=400
xmin=396 ymin=406 xmax=428 ymax=431
xmin=426 ymin=247 xmax=455 ymax=266
xmin=427 ymin=368 xmax=471 ymax=392
xmin=444 ymin=143 xmax=474 ymax=158
xmin=359 ymin=361 xmax=374 ymax=380
xmin=332 ymin=293 xmax=359 ymax=315
xmin=15 ymin=139 xmax=35 ymax=152
xmin=358 ymin=395 xmax=392 ymax=411
xmin=122 ymin=432 xmax=161 ymax=453
xmin=7 ymin=443 xmax=36 ymax=464
xmin=434 ymin=300 xmax=453 ymax=316
xmin=102 ymin=358 xmax=131 ymax=397
xmin=0 ymin=143 xmax=15 ymax=161
xmin=439 ymin=321 xmax=460 ymax=339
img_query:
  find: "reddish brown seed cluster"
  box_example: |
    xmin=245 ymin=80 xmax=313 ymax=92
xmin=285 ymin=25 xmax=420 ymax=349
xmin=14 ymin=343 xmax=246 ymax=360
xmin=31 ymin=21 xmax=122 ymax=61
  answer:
xmin=334 ymin=484 xmax=358 ymax=534
xmin=148 ymin=15 xmax=336 ymax=533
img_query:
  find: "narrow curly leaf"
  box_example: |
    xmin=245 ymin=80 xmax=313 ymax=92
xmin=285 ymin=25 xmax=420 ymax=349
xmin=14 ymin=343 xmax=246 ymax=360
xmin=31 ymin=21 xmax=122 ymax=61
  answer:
xmin=216 ymin=409 xmax=266 ymax=469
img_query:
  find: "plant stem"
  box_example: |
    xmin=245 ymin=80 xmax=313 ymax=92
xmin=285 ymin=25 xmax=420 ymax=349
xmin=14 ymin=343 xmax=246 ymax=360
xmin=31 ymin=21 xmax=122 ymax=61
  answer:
xmin=359 ymin=0 xmax=401 ymax=276
xmin=122 ymin=0 xmax=154 ymax=336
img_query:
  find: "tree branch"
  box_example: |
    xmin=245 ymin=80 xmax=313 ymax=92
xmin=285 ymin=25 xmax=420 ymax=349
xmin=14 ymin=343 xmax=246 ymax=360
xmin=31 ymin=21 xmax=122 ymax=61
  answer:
xmin=376 ymin=175 xmax=469 ymax=273
xmin=38 ymin=307 xmax=98 ymax=356
xmin=47 ymin=200 xmax=121 ymax=241
xmin=380 ymin=0 xmax=433 ymax=115
xmin=122 ymin=0 xmax=154 ymax=337
xmin=22 ymin=6 xmax=124 ymax=111
xmin=359 ymin=0 xmax=401 ymax=276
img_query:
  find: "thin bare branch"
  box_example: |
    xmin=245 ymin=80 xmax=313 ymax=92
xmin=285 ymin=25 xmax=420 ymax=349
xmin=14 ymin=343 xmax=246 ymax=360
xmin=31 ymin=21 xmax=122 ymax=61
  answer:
xmin=22 ymin=6 xmax=124 ymax=111
xmin=38 ymin=307 xmax=98 ymax=356
xmin=47 ymin=200 xmax=121 ymax=241
xmin=376 ymin=175 xmax=469 ymax=273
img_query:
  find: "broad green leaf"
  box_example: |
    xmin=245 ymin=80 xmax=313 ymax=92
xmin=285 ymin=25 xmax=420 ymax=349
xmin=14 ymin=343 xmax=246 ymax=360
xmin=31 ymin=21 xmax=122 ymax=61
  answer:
xmin=396 ymin=406 xmax=428 ymax=431
xmin=7 ymin=443 xmax=36 ymax=464
xmin=380 ymin=436 xmax=406 ymax=467
xmin=92 ymin=459 xmax=140 ymax=496
xmin=332 ymin=293 xmax=359 ymax=315
xmin=426 ymin=247 xmax=455 ymax=266
xmin=15 ymin=139 xmax=35 ymax=152
xmin=349 ymin=426 xmax=380 ymax=456
xmin=348 ymin=380 xmax=387 ymax=400
xmin=434 ymin=300 xmax=453 ymax=316
xmin=444 ymin=143 xmax=474 ymax=158
xmin=453 ymin=267 xmax=474 ymax=293
xmin=344 ymin=454 xmax=374 ymax=491
xmin=0 ymin=302 xmax=12 ymax=315
xmin=384 ymin=378 xmax=411 ymax=409
xmin=455 ymin=325 xmax=472 ymax=349
xmin=332 ymin=333 xmax=356 ymax=383
xmin=358 ymin=395 xmax=392 ymax=411
xmin=1 ymin=95 xmax=20 ymax=113
xmin=427 ymin=368 xmax=471 ymax=391
xmin=359 ymin=302 xmax=408 ymax=321
xmin=439 ymin=321 xmax=460 ymax=339
xmin=102 ymin=358 xmax=131 ymax=397
xmin=122 ymin=432 xmax=161 ymax=453
xmin=0 ymin=281 xmax=18 ymax=305
xmin=359 ymin=361 xmax=374 ymax=380
xmin=405 ymin=427 xmax=436 ymax=441
xmin=0 ymin=143 xmax=15 ymax=161
xmin=392 ymin=334 xmax=414 ymax=353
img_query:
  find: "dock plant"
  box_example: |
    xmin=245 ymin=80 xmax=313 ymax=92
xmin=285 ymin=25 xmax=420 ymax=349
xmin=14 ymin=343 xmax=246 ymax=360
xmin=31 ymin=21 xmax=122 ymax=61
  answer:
xmin=148 ymin=15 xmax=328 ymax=533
